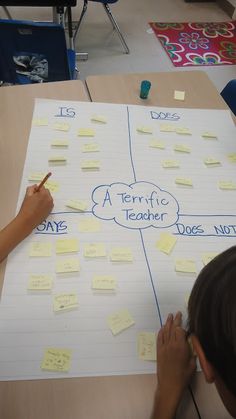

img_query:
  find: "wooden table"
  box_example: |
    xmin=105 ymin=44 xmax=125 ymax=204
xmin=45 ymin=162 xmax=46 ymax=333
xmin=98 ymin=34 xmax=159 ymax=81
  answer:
xmin=0 ymin=75 xmax=232 ymax=419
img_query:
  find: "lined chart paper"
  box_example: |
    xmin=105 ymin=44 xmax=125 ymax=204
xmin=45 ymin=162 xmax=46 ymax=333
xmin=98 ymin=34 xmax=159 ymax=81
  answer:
xmin=0 ymin=99 xmax=236 ymax=380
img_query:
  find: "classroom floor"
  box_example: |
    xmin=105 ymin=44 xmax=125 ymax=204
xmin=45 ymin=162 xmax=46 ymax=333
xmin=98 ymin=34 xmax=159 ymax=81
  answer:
xmin=1 ymin=0 xmax=236 ymax=92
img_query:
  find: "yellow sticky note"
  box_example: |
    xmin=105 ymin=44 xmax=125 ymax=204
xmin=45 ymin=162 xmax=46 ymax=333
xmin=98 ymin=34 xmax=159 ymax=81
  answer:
xmin=28 ymin=275 xmax=53 ymax=291
xmin=53 ymin=293 xmax=78 ymax=312
xmin=56 ymin=238 xmax=79 ymax=254
xmin=81 ymin=160 xmax=100 ymax=170
xmin=162 ymin=160 xmax=179 ymax=168
xmin=78 ymin=128 xmax=95 ymax=137
xmin=78 ymin=218 xmax=101 ymax=233
xmin=174 ymin=144 xmax=191 ymax=153
xmin=32 ymin=118 xmax=48 ymax=126
xmin=84 ymin=243 xmax=106 ymax=258
xmin=160 ymin=124 xmax=175 ymax=132
xmin=202 ymin=252 xmax=218 ymax=266
xmin=82 ymin=143 xmax=100 ymax=153
xmin=51 ymin=139 xmax=69 ymax=147
xmin=219 ymin=181 xmax=236 ymax=190
xmin=110 ymin=247 xmax=133 ymax=262
xmin=66 ymin=200 xmax=88 ymax=211
xmin=91 ymin=115 xmax=107 ymax=123
xmin=45 ymin=180 xmax=60 ymax=193
xmin=48 ymin=155 xmax=67 ymax=163
xmin=204 ymin=157 xmax=221 ymax=166
xmin=53 ymin=122 xmax=70 ymax=132
xmin=156 ymin=233 xmax=177 ymax=255
xmin=30 ymin=242 xmax=52 ymax=257
xmin=174 ymin=90 xmax=185 ymax=101
xmin=149 ymin=140 xmax=165 ymax=149
xmin=41 ymin=348 xmax=72 ymax=372
xmin=202 ymin=131 xmax=217 ymax=139
xmin=92 ymin=275 xmax=116 ymax=290
xmin=107 ymin=308 xmax=135 ymax=335
xmin=28 ymin=172 xmax=45 ymax=182
xmin=138 ymin=332 xmax=157 ymax=361
xmin=175 ymin=127 xmax=191 ymax=135
xmin=227 ymin=153 xmax=236 ymax=163
xmin=175 ymin=259 xmax=197 ymax=274
xmin=136 ymin=126 xmax=153 ymax=134
xmin=56 ymin=257 xmax=80 ymax=273
xmin=175 ymin=177 xmax=193 ymax=187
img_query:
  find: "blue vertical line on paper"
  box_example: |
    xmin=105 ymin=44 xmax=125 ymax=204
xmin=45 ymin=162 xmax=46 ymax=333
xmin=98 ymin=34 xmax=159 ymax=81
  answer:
xmin=126 ymin=106 xmax=137 ymax=182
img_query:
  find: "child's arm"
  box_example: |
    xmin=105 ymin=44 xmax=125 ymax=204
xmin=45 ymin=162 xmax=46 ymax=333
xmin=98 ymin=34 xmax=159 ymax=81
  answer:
xmin=151 ymin=312 xmax=196 ymax=419
xmin=0 ymin=185 xmax=53 ymax=263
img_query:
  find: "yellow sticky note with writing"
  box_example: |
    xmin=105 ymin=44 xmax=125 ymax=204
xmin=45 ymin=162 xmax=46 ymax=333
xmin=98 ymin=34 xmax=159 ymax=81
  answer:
xmin=84 ymin=243 xmax=106 ymax=258
xmin=66 ymin=200 xmax=88 ymax=211
xmin=92 ymin=275 xmax=116 ymax=290
xmin=48 ymin=155 xmax=67 ymax=163
xmin=28 ymin=172 xmax=46 ymax=182
xmin=53 ymin=293 xmax=78 ymax=312
xmin=202 ymin=252 xmax=218 ymax=266
xmin=138 ymin=332 xmax=157 ymax=361
xmin=41 ymin=348 xmax=72 ymax=372
xmin=156 ymin=233 xmax=177 ymax=255
xmin=30 ymin=242 xmax=52 ymax=257
xmin=160 ymin=124 xmax=175 ymax=132
xmin=56 ymin=238 xmax=79 ymax=254
xmin=174 ymin=144 xmax=191 ymax=153
xmin=162 ymin=160 xmax=179 ymax=168
xmin=110 ymin=247 xmax=133 ymax=262
xmin=32 ymin=118 xmax=48 ymax=126
xmin=91 ymin=115 xmax=107 ymax=123
xmin=28 ymin=275 xmax=53 ymax=291
xmin=175 ymin=127 xmax=191 ymax=135
xmin=82 ymin=143 xmax=100 ymax=153
xmin=202 ymin=131 xmax=217 ymax=139
xmin=53 ymin=122 xmax=70 ymax=132
xmin=81 ymin=160 xmax=100 ymax=170
xmin=204 ymin=157 xmax=221 ymax=166
xmin=78 ymin=128 xmax=95 ymax=137
xmin=107 ymin=308 xmax=135 ymax=335
xmin=175 ymin=177 xmax=193 ymax=187
xmin=174 ymin=90 xmax=185 ymax=101
xmin=51 ymin=139 xmax=69 ymax=147
xmin=45 ymin=180 xmax=60 ymax=193
xmin=219 ymin=181 xmax=236 ymax=190
xmin=56 ymin=257 xmax=80 ymax=273
xmin=78 ymin=218 xmax=101 ymax=232
xmin=149 ymin=140 xmax=165 ymax=149
xmin=227 ymin=153 xmax=236 ymax=163
xmin=136 ymin=126 xmax=153 ymax=134
xmin=175 ymin=259 xmax=197 ymax=274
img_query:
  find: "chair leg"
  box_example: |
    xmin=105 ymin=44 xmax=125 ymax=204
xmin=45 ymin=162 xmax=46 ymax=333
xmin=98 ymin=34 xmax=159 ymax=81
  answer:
xmin=103 ymin=3 xmax=129 ymax=54
xmin=2 ymin=6 xmax=12 ymax=19
xmin=73 ymin=0 xmax=88 ymax=43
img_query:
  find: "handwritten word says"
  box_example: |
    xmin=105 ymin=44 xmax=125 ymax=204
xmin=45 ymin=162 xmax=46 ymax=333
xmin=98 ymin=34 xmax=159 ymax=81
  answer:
xmin=54 ymin=107 xmax=75 ymax=118
xmin=150 ymin=111 xmax=180 ymax=121
xmin=36 ymin=220 xmax=68 ymax=234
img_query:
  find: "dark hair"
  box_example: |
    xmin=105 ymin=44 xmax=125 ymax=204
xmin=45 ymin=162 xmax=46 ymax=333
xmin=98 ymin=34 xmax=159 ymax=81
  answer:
xmin=188 ymin=246 xmax=236 ymax=395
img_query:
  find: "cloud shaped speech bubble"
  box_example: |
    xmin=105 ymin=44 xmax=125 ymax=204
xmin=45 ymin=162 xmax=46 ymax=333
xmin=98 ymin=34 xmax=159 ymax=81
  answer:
xmin=92 ymin=181 xmax=179 ymax=230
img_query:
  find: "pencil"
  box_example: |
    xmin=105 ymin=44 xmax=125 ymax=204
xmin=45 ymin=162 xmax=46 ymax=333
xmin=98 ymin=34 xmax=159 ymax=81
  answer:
xmin=36 ymin=172 xmax=52 ymax=192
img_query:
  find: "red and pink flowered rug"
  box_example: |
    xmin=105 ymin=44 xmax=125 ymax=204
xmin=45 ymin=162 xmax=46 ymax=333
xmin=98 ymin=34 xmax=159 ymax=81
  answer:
xmin=149 ymin=21 xmax=236 ymax=66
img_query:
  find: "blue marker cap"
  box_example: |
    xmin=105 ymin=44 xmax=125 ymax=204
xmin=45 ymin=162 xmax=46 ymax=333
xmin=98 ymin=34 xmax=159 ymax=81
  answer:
xmin=140 ymin=80 xmax=151 ymax=99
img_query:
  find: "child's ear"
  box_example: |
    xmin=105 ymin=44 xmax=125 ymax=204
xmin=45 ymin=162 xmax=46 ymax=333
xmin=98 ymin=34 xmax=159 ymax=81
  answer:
xmin=191 ymin=334 xmax=215 ymax=383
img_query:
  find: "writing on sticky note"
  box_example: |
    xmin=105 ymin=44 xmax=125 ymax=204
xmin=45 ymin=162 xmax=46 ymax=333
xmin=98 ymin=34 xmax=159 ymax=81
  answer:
xmin=51 ymin=139 xmax=69 ymax=147
xmin=41 ymin=348 xmax=72 ymax=372
xmin=30 ymin=242 xmax=52 ymax=257
xmin=202 ymin=131 xmax=217 ymax=139
xmin=156 ymin=232 xmax=177 ymax=255
xmin=84 ymin=243 xmax=106 ymax=258
xmin=175 ymin=177 xmax=193 ymax=187
xmin=92 ymin=275 xmax=116 ymax=290
xmin=78 ymin=218 xmax=101 ymax=232
xmin=32 ymin=118 xmax=48 ymax=126
xmin=56 ymin=257 xmax=80 ymax=273
xmin=175 ymin=127 xmax=191 ymax=135
xmin=110 ymin=247 xmax=133 ymax=262
xmin=81 ymin=160 xmax=100 ymax=170
xmin=28 ymin=172 xmax=45 ymax=182
xmin=136 ymin=126 xmax=153 ymax=134
xmin=78 ymin=128 xmax=95 ymax=137
xmin=227 ymin=153 xmax=236 ymax=163
xmin=175 ymin=259 xmax=197 ymax=274
xmin=45 ymin=180 xmax=59 ymax=193
xmin=219 ymin=181 xmax=236 ymax=190
xmin=53 ymin=122 xmax=70 ymax=132
xmin=48 ymin=155 xmax=67 ymax=164
xmin=56 ymin=238 xmax=79 ymax=254
xmin=91 ymin=114 xmax=107 ymax=123
xmin=204 ymin=157 xmax=221 ymax=166
xmin=174 ymin=144 xmax=191 ymax=153
xmin=138 ymin=332 xmax=156 ymax=361
xmin=149 ymin=140 xmax=165 ymax=149
xmin=202 ymin=252 xmax=218 ymax=266
xmin=174 ymin=90 xmax=185 ymax=101
xmin=162 ymin=160 xmax=179 ymax=169
xmin=28 ymin=275 xmax=53 ymax=291
xmin=53 ymin=293 xmax=78 ymax=312
xmin=160 ymin=124 xmax=175 ymax=132
xmin=82 ymin=143 xmax=100 ymax=153
xmin=107 ymin=308 xmax=135 ymax=335
xmin=66 ymin=199 xmax=88 ymax=211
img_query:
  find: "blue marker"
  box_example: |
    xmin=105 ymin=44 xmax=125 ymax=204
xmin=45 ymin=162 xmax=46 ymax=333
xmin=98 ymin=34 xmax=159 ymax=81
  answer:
xmin=140 ymin=80 xmax=151 ymax=99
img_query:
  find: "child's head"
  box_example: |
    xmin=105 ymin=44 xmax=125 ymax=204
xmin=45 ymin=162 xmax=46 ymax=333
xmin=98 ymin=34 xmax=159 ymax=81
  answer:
xmin=188 ymin=246 xmax=236 ymax=416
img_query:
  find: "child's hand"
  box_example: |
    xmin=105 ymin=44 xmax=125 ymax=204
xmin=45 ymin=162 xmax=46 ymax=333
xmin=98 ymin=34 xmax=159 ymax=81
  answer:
xmin=17 ymin=185 xmax=54 ymax=231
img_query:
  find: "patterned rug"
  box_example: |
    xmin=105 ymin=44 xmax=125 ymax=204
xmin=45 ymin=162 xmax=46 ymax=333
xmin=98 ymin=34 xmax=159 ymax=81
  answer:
xmin=149 ymin=21 xmax=236 ymax=66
